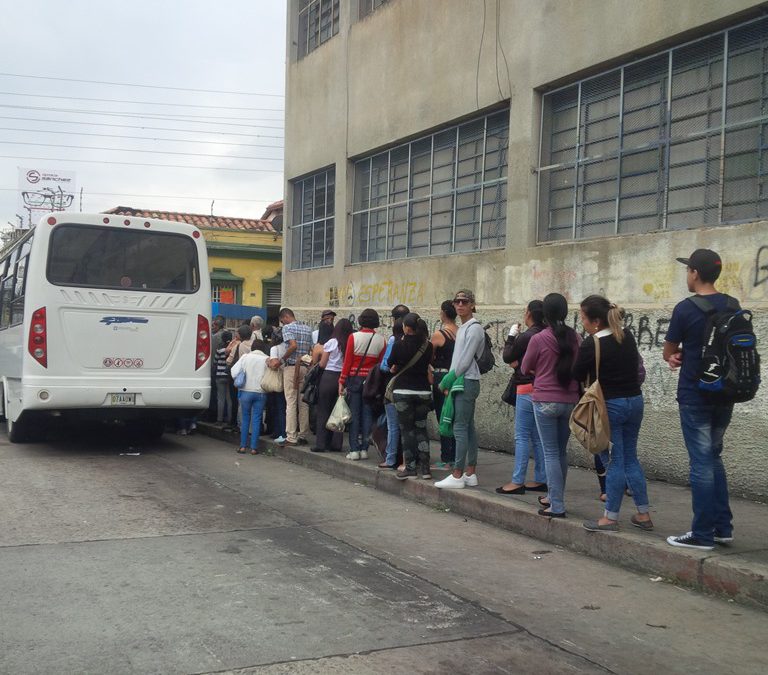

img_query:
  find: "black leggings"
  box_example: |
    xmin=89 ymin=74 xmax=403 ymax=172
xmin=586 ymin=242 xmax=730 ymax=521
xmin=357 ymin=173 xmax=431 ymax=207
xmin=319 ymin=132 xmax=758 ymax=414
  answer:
xmin=315 ymin=370 xmax=343 ymax=451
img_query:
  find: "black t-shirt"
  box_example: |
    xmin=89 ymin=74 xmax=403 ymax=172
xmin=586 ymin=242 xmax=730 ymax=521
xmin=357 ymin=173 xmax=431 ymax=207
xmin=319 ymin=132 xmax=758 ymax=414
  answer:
xmin=572 ymin=328 xmax=643 ymax=399
xmin=503 ymin=325 xmax=543 ymax=387
xmin=388 ymin=335 xmax=433 ymax=392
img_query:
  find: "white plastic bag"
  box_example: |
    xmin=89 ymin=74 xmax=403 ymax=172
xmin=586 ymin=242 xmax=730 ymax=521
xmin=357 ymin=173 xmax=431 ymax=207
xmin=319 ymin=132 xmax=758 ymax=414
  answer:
xmin=326 ymin=395 xmax=352 ymax=432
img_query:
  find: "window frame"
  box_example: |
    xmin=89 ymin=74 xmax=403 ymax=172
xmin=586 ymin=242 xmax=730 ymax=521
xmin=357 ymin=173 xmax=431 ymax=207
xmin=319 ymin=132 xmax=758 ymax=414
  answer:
xmin=297 ymin=0 xmax=340 ymax=59
xmin=537 ymin=15 xmax=768 ymax=243
xmin=289 ymin=167 xmax=336 ymax=270
xmin=351 ymin=109 xmax=509 ymax=263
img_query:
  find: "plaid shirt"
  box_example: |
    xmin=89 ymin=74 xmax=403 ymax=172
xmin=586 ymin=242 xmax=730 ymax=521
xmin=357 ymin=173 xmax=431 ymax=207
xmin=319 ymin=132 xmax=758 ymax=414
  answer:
xmin=281 ymin=321 xmax=312 ymax=365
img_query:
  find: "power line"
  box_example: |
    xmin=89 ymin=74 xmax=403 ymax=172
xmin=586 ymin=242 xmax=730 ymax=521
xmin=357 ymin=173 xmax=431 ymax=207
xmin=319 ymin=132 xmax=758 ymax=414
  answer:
xmin=0 ymin=103 xmax=284 ymax=127
xmin=0 ymin=72 xmax=284 ymax=98
xmin=0 ymin=90 xmax=284 ymax=112
xmin=0 ymin=139 xmax=284 ymax=161
xmin=0 ymin=187 xmax=275 ymax=203
xmin=0 ymin=126 xmax=283 ymax=149
xmin=0 ymin=155 xmax=283 ymax=173
xmin=0 ymin=115 xmax=283 ymax=139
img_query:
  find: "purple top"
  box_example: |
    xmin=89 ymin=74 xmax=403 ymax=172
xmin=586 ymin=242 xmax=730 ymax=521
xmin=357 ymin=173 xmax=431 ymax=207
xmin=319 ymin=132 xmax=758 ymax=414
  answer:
xmin=520 ymin=326 xmax=582 ymax=403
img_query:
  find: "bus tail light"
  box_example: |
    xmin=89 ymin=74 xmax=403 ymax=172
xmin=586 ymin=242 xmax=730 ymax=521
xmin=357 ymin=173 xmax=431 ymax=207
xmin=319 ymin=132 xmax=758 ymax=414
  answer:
xmin=195 ymin=315 xmax=210 ymax=370
xmin=28 ymin=307 xmax=48 ymax=368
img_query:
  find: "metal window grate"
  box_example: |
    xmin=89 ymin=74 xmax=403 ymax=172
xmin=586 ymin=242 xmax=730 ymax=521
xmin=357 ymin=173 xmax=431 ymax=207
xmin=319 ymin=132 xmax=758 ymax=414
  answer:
xmin=290 ymin=167 xmax=335 ymax=270
xmin=351 ymin=110 xmax=508 ymax=262
xmin=298 ymin=0 xmax=340 ymax=59
xmin=537 ymin=15 xmax=768 ymax=241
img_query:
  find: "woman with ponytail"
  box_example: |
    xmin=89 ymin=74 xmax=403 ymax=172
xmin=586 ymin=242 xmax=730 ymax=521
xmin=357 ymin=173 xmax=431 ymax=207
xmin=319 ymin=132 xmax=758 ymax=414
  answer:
xmin=573 ymin=295 xmax=653 ymax=533
xmin=520 ymin=293 xmax=581 ymax=517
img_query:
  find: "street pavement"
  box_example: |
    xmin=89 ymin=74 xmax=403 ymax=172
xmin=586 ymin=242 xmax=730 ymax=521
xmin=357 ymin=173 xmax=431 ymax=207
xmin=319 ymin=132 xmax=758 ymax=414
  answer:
xmin=1 ymin=428 xmax=767 ymax=674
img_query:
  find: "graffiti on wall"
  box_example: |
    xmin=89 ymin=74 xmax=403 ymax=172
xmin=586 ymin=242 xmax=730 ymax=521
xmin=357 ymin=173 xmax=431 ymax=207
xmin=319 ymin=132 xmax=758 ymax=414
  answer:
xmin=755 ymin=245 xmax=768 ymax=287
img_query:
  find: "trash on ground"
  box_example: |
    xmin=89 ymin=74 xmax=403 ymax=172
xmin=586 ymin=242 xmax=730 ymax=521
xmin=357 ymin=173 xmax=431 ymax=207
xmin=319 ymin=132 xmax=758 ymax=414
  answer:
xmin=649 ymin=576 xmax=663 ymax=582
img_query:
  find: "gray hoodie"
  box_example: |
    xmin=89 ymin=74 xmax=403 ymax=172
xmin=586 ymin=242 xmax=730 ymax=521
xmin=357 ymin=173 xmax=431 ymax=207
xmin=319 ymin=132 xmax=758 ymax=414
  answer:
xmin=449 ymin=317 xmax=485 ymax=381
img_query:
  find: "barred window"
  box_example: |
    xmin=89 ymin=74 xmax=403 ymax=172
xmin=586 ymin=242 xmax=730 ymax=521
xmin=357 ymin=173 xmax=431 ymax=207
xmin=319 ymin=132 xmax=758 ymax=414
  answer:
xmin=537 ymin=16 xmax=768 ymax=241
xmin=352 ymin=111 xmax=508 ymax=262
xmin=359 ymin=0 xmax=389 ymax=20
xmin=290 ymin=168 xmax=335 ymax=270
xmin=297 ymin=0 xmax=340 ymax=59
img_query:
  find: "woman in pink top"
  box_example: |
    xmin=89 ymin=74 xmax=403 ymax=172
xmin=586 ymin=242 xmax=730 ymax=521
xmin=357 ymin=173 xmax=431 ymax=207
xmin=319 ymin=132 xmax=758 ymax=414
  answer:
xmin=520 ymin=293 xmax=581 ymax=518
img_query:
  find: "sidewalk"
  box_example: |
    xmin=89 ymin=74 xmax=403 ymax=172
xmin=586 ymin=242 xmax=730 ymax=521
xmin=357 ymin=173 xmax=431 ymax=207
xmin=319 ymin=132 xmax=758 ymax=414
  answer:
xmin=196 ymin=422 xmax=768 ymax=611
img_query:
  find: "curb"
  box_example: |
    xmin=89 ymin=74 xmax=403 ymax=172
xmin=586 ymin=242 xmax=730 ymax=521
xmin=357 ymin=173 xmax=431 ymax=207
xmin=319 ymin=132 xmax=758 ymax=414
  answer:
xmin=197 ymin=423 xmax=767 ymax=611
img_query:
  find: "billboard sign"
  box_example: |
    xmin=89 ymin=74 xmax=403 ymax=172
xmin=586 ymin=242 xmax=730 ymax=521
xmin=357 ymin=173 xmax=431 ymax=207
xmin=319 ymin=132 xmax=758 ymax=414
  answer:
xmin=17 ymin=167 xmax=77 ymax=228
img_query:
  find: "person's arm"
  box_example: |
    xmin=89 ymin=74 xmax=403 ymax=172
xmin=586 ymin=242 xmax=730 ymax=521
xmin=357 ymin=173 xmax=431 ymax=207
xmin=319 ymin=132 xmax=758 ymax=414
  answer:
xmin=572 ymin=335 xmax=595 ymax=383
xmin=452 ymin=323 xmax=485 ymax=377
xmin=338 ymin=334 xmax=356 ymax=392
xmin=519 ymin=333 xmax=540 ymax=376
xmin=282 ymin=339 xmax=297 ymax=364
xmin=230 ymin=355 xmax=244 ymax=379
xmin=663 ymin=303 xmax=683 ymax=369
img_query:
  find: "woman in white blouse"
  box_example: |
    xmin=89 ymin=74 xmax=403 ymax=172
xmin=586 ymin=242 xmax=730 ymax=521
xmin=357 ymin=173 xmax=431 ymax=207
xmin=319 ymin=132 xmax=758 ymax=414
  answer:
xmin=230 ymin=340 xmax=270 ymax=455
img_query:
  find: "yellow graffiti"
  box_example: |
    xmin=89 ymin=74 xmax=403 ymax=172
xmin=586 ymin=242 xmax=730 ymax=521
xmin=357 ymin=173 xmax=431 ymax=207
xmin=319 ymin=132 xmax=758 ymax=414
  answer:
xmin=350 ymin=279 xmax=425 ymax=306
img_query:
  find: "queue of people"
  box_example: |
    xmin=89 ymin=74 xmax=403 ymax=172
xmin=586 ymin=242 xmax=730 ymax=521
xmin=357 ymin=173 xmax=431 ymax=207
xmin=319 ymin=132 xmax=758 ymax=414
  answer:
xmin=207 ymin=248 xmax=749 ymax=552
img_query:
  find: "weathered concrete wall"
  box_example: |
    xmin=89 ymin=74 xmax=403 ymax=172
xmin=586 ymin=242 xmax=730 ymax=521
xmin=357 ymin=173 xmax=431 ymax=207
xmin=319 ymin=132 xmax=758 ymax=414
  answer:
xmin=283 ymin=0 xmax=768 ymax=499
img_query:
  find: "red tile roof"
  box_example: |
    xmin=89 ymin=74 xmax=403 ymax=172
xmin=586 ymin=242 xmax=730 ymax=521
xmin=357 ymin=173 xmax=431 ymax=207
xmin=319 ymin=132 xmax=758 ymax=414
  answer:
xmin=103 ymin=206 xmax=278 ymax=233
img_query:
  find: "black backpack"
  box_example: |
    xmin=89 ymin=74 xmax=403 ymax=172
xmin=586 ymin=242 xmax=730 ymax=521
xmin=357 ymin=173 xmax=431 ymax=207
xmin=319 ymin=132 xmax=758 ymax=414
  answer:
xmin=473 ymin=322 xmax=496 ymax=375
xmin=688 ymin=295 xmax=761 ymax=403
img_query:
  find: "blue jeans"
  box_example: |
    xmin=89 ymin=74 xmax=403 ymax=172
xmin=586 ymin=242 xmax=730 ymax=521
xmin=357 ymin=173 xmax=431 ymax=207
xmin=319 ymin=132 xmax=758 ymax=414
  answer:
xmin=346 ymin=376 xmax=373 ymax=453
xmin=533 ymin=401 xmax=574 ymax=514
xmin=600 ymin=395 xmax=649 ymax=520
xmin=453 ymin=379 xmax=480 ymax=471
xmin=239 ymin=391 xmax=266 ymax=449
xmin=383 ymin=402 xmax=400 ymax=465
xmin=679 ymin=404 xmax=734 ymax=545
xmin=511 ymin=393 xmax=546 ymax=485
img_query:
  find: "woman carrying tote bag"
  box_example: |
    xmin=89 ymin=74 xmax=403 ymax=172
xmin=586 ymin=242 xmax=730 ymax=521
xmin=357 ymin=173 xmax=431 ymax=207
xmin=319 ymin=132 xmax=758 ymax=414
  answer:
xmin=572 ymin=295 xmax=652 ymax=533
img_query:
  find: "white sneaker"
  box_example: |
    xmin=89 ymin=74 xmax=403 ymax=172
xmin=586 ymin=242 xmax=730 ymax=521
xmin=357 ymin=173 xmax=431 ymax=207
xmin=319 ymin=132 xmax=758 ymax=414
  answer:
xmin=346 ymin=451 xmax=361 ymax=460
xmin=463 ymin=473 xmax=478 ymax=487
xmin=360 ymin=450 xmax=369 ymax=460
xmin=274 ymin=436 xmax=286 ymax=445
xmin=434 ymin=474 xmax=465 ymax=489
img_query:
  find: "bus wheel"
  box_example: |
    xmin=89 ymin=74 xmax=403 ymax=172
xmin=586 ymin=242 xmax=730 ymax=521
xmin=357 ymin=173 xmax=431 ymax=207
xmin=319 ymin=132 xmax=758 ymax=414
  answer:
xmin=7 ymin=416 xmax=28 ymax=443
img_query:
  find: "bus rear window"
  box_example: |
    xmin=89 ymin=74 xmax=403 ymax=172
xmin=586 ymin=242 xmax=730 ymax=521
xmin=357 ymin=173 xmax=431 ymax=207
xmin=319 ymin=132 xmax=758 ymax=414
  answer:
xmin=47 ymin=224 xmax=200 ymax=293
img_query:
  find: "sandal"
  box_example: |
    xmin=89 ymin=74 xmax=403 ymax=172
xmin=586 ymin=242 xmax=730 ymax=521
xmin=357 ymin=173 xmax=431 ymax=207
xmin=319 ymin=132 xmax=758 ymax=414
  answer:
xmin=250 ymin=448 xmax=259 ymax=455
xmin=537 ymin=496 xmax=550 ymax=507
xmin=236 ymin=448 xmax=247 ymax=454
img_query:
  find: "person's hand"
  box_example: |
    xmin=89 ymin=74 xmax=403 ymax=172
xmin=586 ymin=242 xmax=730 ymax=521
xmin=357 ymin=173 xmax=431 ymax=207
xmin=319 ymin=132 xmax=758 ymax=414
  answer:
xmin=509 ymin=323 xmax=520 ymax=338
xmin=338 ymin=383 xmax=344 ymax=396
xmin=267 ymin=358 xmax=279 ymax=370
xmin=668 ymin=352 xmax=683 ymax=370
xmin=442 ymin=389 xmax=449 ymax=396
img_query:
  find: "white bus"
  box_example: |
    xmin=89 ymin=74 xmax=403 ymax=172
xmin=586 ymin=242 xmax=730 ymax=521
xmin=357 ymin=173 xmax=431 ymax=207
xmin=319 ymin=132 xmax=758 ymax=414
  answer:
xmin=0 ymin=212 xmax=212 ymax=442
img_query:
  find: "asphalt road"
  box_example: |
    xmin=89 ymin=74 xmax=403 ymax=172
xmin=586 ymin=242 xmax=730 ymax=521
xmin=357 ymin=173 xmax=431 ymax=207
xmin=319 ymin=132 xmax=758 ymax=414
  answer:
xmin=1 ymin=428 xmax=766 ymax=674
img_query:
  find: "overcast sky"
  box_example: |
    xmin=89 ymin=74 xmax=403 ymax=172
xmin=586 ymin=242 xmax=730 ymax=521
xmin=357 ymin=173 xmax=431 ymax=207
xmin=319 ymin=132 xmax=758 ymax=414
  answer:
xmin=0 ymin=0 xmax=286 ymax=228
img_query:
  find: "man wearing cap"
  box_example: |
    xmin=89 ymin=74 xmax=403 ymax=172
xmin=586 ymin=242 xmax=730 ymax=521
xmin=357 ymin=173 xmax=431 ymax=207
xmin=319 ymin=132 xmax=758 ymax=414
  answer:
xmin=434 ymin=289 xmax=485 ymax=489
xmin=313 ymin=309 xmax=336 ymax=345
xmin=663 ymin=249 xmax=737 ymax=551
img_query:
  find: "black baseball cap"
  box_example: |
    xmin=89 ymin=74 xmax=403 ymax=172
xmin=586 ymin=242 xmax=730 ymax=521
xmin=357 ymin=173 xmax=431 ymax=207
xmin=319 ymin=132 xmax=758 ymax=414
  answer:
xmin=676 ymin=249 xmax=722 ymax=279
xmin=320 ymin=309 xmax=337 ymax=319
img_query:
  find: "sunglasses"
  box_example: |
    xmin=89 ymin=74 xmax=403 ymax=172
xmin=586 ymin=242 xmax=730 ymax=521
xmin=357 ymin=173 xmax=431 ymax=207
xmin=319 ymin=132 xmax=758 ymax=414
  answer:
xmin=453 ymin=298 xmax=471 ymax=305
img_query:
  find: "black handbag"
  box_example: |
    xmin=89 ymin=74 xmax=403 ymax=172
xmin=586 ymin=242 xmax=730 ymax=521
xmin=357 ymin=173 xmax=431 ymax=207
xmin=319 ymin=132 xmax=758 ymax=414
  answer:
xmin=363 ymin=366 xmax=388 ymax=414
xmin=301 ymin=364 xmax=323 ymax=405
xmin=501 ymin=375 xmax=517 ymax=406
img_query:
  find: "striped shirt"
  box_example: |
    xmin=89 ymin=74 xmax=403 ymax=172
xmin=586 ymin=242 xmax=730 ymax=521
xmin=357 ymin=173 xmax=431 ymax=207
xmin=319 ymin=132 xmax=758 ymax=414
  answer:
xmin=215 ymin=347 xmax=229 ymax=380
xmin=281 ymin=321 xmax=313 ymax=365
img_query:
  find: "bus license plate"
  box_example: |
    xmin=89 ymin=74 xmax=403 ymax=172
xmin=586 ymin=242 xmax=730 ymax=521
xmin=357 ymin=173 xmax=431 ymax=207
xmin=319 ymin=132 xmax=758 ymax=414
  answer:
xmin=110 ymin=393 xmax=136 ymax=406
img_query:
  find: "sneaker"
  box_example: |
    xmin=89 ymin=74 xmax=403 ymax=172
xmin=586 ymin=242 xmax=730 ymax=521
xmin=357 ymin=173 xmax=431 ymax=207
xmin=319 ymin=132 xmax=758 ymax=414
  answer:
xmin=274 ymin=436 xmax=287 ymax=446
xmin=176 ymin=429 xmax=188 ymax=436
xmin=583 ymin=519 xmax=618 ymax=532
xmin=396 ymin=468 xmax=417 ymax=480
xmin=346 ymin=451 xmax=361 ymax=461
xmin=714 ymin=534 xmax=734 ymax=544
xmin=360 ymin=450 xmax=369 ymax=460
xmin=434 ymin=474 xmax=465 ymax=489
xmin=463 ymin=473 xmax=478 ymax=487
xmin=666 ymin=532 xmax=714 ymax=551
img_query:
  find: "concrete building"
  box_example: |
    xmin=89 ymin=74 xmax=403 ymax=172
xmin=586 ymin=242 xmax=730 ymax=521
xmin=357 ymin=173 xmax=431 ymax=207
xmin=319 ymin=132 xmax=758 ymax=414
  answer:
xmin=105 ymin=205 xmax=283 ymax=324
xmin=283 ymin=0 xmax=768 ymax=499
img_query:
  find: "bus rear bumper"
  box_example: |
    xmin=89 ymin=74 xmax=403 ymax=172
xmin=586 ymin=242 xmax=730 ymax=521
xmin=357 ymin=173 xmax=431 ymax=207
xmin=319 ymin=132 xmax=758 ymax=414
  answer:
xmin=21 ymin=382 xmax=211 ymax=412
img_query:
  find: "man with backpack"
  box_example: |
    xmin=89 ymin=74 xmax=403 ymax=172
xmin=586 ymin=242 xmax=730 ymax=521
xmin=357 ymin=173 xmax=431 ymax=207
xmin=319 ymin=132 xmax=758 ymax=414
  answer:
xmin=663 ymin=249 xmax=759 ymax=550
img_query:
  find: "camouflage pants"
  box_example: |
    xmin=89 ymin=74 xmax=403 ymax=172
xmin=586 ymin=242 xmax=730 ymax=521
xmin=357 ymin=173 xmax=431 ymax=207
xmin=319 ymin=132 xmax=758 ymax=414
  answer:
xmin=393 ymin=393 xmax=433 ymax=471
